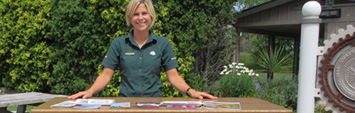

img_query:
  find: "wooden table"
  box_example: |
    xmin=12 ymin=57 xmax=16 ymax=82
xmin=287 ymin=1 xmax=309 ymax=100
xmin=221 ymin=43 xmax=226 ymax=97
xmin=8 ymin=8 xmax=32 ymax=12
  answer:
xmin=0 ymin=92 xmax=67 ymax=113
xmin=31 ymin=97 xmax=292 ymax=113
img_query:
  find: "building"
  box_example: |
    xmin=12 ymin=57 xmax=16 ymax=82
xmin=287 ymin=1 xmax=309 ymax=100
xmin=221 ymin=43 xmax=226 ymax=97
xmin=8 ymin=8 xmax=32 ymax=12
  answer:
xmin=234 ymin=0 xmax=355 ymax=76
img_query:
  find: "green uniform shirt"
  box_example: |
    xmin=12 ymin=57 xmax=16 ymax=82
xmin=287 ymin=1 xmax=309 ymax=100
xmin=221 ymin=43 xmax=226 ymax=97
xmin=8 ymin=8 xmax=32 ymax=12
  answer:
xmin=102 ymin=31 xmax=179 ymax=97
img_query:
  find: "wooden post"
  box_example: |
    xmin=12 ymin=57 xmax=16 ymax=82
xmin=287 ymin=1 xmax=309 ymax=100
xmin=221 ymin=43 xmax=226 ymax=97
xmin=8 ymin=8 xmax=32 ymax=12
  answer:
xmin=293 ymin=37 xmax=300 ymax=79
xmin=17 ymin=105 xmax=26 ymax=113
xmin=233 ymin=31 xmax=241 ymax=63
xmin=0 ymin=107 xmax=11 ymax=113
xmin=267 ymin=35 xmax=275 ymax=80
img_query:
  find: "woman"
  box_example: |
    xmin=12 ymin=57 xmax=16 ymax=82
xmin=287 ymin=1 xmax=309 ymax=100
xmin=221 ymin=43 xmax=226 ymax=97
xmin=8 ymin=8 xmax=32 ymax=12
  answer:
xmin=68 ymin=0 xmax=217 ymax=100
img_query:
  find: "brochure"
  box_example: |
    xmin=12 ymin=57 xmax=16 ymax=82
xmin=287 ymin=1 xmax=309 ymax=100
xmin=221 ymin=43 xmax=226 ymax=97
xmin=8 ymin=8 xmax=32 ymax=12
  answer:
xmin=200 ymin=101 xmax=241 ymax=110
xmin=110 ymin=102 xmax=131 ymax=108
xmin=76 ymin=104 xmax=102 ymax=109
xmin=135 ymin=102 xmax=160 ymax=109
xmin=50 ymin=101 xmax=76 ymax=108
xmin=166 ymin=105 xmax=196 ymax=109
xmin=159 ymin=101 xmax=203 ymax=107
xmin=75 ymin=99 xmax=115 ymax=105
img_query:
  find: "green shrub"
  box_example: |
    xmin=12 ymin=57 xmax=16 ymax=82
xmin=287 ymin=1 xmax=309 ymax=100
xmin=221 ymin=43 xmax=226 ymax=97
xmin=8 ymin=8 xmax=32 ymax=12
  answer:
xmin=213 ymin=73 xmax=255 ymax=97
xmin=256 ymin=79 xmax=298 ymax=110
xmin=0 ymin=0 xmax=52 ymax=92
xmin=212 ymin=63 xmax=257 ymax=97
xmin=0 ymin=0 xmax=235 ymax=98
xmin=46 ymin=0 xmax=131 ymax=95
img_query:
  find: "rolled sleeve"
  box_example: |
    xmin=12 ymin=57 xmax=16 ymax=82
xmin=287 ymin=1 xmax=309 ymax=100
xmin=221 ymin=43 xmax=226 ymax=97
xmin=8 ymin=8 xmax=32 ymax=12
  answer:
xmin=162 ymin=40 xmax=179 ymax=71
xmin=102 ymin=38 xmax=120 ymax=70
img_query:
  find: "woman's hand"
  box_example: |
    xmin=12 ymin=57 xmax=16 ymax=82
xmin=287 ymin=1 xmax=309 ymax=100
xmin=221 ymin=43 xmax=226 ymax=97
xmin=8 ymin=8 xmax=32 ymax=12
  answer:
xmin=188 ymin=89 xmax=218 ymax=100
xmin=166 ymin=68 xmax=218 ymax=100
xmin=68 ymin=90 xmax=93 ymax=100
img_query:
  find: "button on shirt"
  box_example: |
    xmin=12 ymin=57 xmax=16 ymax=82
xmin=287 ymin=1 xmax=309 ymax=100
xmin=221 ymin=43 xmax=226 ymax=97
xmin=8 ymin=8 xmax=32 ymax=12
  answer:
xmin=102 ymin=31 xmax=179 ymax=97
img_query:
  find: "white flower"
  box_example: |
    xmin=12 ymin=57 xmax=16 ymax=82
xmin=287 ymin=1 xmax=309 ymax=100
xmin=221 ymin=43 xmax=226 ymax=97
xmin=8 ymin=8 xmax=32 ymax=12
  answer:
xmin=228 ymin=64 xmax=233 ymax=69
xmin=227 ymin=70 xmax=232 ymax=73
xmin=220 ymin=69 xmax=227 ymax=75
xmin=220 ymin=62 xmax=258 ymax=77
xmin=232 ymin=62 xmax=237 ymax=65
xmin=222 ymin=68 xmax=227 ymax=72
xmin=235 ymin=65 xmax=239 ymax=69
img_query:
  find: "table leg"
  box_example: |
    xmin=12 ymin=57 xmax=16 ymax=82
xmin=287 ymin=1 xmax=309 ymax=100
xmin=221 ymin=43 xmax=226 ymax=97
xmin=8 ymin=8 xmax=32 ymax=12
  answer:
xmin=0 ymin=107 xmax=11 ymax=113
xmin=16 ymin=105 xmax=26 ymax=113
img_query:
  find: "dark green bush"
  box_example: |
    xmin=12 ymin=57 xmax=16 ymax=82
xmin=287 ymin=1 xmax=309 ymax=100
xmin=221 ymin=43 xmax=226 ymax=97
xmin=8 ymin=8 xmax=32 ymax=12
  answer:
xmin=0 ymin=0 xmax=52 ymax=92
xmin=0 ymin=0 xmax=236 ymax=98
xmin=212 ymin=73 xmax=256 ymax=97
xmin=46 ymin=0 xmax=130 ymax=95
xmin=256 ymin=79 xmax=298 ymax=110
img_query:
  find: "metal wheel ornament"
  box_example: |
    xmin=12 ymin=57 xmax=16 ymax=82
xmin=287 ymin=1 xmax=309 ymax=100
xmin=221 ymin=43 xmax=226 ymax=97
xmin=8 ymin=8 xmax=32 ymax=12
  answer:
xmin=318 ymin=25 xmax=355 ymax=113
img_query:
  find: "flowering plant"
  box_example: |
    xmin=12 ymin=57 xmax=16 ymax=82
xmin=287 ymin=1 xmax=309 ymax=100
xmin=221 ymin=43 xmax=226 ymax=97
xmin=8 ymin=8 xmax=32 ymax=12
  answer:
xmin=220 ymin=62 xmax=259 ymax=77
xmin=212 ymin=62 xmax=257 ymax=97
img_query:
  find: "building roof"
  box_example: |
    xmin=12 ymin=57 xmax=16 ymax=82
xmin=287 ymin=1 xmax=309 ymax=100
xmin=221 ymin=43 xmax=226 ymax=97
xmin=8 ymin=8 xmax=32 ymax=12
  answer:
xmin=234 ymin=0 xmax=355 ymax=38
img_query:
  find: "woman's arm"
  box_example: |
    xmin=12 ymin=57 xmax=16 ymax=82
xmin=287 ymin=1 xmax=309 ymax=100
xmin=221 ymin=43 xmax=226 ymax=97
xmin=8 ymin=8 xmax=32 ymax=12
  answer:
xmin=166 ymin=68 xmax=217 ymax=99
xmin=68 ymin=67 xmax=115 ymax=99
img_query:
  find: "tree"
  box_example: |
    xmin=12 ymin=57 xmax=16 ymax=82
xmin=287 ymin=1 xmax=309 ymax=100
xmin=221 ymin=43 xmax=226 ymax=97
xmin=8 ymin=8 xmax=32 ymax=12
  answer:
xmin=235 ymin=0 xmax=272 ymax=11
xmin=153 ymin=0 xmax=237 ymax=92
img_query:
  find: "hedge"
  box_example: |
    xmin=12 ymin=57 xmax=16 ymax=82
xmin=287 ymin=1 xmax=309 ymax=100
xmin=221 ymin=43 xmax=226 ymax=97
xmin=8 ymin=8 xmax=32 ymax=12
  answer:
xmin=0 ymin=0 xmax=236 ymax=97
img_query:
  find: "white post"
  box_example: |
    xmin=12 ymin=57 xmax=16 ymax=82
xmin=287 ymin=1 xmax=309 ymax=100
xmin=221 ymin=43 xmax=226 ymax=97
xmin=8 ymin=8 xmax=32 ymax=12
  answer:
xmin=297 ymin=1 xmax=322 ymax=113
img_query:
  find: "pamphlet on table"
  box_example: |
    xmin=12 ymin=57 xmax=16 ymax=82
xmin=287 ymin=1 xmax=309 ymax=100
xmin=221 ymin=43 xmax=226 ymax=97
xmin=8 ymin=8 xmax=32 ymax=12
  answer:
xmin=50 ymin=101 xmax=76 ymax=108
xmin=200 ymin=101 xmax=241 ymax=110
xmin=110 ymin=102 xmax=131 ymax=108
xmin=75 ymin=99 xmax=115 ymax=105
xmin=49 ymin=99 xmax=241 ymax=110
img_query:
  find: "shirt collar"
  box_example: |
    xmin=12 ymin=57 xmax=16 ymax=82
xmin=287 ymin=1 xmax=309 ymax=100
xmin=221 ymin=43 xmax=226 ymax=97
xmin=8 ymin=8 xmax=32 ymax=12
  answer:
xmin=126 ymin=30 xmax=157 ymax=47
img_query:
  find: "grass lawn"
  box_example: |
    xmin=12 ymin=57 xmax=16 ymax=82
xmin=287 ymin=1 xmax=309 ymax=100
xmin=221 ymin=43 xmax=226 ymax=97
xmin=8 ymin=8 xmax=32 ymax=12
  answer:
xmin=7 ymin=105 xmax=36 ymax=113
xmin=257 ymin=72 xmax=294 ymax=84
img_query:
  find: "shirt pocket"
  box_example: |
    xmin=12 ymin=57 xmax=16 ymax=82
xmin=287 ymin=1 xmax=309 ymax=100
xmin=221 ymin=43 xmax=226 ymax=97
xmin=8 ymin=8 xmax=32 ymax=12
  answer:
xmin=145 ymin=50 xmax=161 ymax=69
xmin=120 ymin=51 xmax=137 ymax=70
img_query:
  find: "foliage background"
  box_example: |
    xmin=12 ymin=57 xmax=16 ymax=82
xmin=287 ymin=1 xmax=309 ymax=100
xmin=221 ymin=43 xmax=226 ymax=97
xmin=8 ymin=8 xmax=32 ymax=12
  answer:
xmin=0 ymin=0 xmax=237 ymax=96
xmin=212 ymin=73 xmax=256 ymax=98
xmin=256 ymin=79 xmax=298 ymax=110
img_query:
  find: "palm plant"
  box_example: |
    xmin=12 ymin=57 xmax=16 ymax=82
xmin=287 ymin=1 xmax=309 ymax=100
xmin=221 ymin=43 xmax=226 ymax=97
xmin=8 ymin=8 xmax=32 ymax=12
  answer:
xmin=256 ymin=46 xmax=292 ymax=80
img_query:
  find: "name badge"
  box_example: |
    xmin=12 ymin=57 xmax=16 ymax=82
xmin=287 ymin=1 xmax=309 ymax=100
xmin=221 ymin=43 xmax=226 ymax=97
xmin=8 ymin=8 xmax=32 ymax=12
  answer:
xmin=125 ymin=52 xmax=135 ymax=56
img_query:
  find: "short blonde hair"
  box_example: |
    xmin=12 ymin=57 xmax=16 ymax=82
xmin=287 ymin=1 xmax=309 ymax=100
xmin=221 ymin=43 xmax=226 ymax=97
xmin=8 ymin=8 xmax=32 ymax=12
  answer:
xmin=126 ymin=0 xmax=156 ymax=29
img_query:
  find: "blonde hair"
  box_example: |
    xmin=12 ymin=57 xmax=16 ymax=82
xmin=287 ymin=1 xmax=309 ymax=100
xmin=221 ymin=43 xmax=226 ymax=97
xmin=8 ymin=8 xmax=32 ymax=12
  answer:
xmin=126 ymin=0 xmax=156 ymax=29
